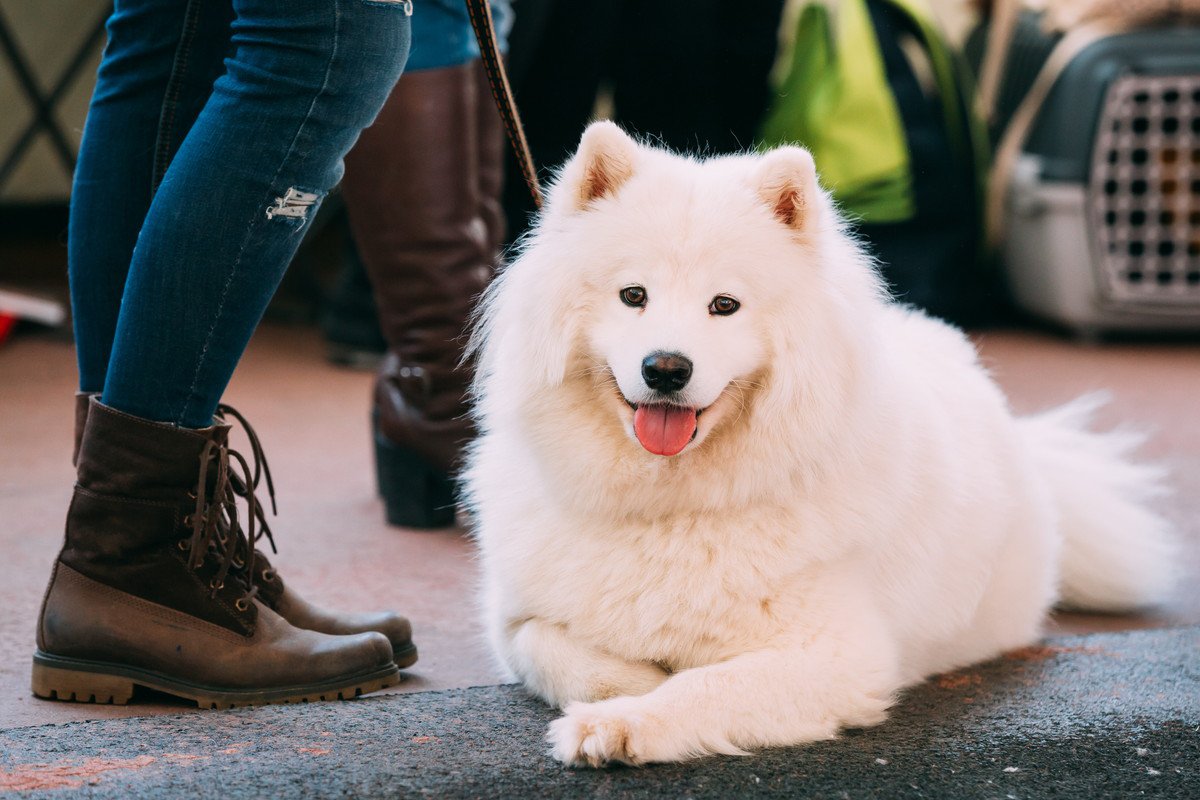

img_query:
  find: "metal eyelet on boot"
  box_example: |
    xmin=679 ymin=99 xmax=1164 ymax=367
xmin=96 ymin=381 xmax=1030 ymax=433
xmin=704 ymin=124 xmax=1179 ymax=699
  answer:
xmin=177 ymin=539 xmax=190 ymax=551
xmin=210 ymin=579 xmax=224 ymax=591
xmin=261 ymin=569 xmax=275 ymax=582
xmin=235 ymin=598 xmax=250 ymax=612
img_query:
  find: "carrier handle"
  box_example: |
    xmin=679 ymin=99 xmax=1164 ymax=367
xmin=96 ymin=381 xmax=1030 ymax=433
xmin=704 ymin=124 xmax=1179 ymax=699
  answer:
xmin=986 ymin=20 xmax=1126 ymax=248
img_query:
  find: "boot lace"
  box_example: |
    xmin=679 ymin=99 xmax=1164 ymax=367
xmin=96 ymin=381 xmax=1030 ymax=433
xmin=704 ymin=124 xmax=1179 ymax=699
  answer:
xmin=182 ymin=404 xmax=279 ymax=609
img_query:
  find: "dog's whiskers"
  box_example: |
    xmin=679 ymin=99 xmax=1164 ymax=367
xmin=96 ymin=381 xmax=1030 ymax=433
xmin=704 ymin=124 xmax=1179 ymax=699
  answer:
xmin=724 ymin=378 xmax=762 ymax=427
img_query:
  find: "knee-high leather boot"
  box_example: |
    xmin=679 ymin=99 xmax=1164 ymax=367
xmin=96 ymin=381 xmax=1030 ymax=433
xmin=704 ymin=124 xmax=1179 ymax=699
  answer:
xmin=341 ymin=63 xmax=501 ymax=528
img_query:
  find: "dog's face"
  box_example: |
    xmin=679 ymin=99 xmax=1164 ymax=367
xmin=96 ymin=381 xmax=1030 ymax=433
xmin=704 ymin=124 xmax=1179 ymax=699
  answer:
xmin=474 ymin=122 xmax=879 ymax=479
xmin=583 ymin=218 xmax=768 ymax=456
xmin=553 ymin=123 xmax=833 ymax=458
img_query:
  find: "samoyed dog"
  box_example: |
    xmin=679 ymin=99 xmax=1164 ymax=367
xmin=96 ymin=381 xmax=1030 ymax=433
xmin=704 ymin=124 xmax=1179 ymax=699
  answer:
xmin=463 ymin=121 xmax=1176 ymax=767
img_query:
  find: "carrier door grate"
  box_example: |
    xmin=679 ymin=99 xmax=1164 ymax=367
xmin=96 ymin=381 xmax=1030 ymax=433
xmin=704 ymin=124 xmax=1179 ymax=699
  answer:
xmin=1090 ymin=74 xmax=1200 ymax=305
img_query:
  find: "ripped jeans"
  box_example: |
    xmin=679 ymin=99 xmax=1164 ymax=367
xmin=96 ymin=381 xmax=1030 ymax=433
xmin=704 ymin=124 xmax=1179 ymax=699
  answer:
xmin=69 ymin=0 xmax=411 ymax=427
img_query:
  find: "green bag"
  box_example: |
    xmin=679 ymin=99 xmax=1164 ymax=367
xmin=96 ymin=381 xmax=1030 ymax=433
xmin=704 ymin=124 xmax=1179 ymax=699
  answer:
xmin=762 ymin=0 xmax=985 ymax=222
xmin=760 ymin=0 xmax=994 ymax=322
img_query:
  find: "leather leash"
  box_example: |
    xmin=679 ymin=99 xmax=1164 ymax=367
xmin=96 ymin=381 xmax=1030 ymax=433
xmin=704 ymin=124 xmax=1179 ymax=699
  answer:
xmin=465 ymin=0 xmax=543 ymax=208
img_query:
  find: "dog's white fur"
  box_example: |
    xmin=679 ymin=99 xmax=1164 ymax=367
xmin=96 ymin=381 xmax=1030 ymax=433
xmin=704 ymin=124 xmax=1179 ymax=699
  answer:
xmin=463 ymin=122 xmax=1177 ymax=767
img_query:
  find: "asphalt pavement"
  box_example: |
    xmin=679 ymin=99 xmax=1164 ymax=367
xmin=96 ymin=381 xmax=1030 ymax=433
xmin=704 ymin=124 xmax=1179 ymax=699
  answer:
xmin=2 ymin=626 xmax=1197 ymax=798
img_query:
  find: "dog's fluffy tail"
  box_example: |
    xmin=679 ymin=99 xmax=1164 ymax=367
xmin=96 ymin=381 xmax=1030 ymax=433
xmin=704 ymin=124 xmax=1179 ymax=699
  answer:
xmin=1020 ymin=393 xmax=1177 ymax=612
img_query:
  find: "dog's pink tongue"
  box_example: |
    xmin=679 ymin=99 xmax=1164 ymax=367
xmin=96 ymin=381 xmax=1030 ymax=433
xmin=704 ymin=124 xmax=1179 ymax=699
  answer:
xmin=633 ymin=405 xmax=697 ymax=456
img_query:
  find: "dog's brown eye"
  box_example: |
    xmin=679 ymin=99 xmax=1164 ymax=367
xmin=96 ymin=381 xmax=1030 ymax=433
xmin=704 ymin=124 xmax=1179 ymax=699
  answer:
xmin=709 ymin=295 xmax=740 ymax=316
xmin=620 ymin=286 xmax=647 ymax=308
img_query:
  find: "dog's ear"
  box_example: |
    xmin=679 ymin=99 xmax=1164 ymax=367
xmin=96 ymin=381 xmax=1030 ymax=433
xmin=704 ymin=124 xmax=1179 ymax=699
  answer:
xmin=559 ymin=121 xmax=638 ymax=210
xmin=752 ymin=147 xmax=820 ymax=232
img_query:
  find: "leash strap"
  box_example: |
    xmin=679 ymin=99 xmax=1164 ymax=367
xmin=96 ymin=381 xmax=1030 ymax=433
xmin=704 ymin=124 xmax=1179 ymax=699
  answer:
xmin=465 ymin=0 xmax=543 ymax=208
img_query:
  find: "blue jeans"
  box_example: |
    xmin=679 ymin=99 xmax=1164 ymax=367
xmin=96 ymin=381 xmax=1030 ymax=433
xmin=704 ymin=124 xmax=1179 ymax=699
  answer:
xmin=70 ymin=0 xmax=411 ymax=427
xmin=407 ymin=0 xmax=510 ymax=72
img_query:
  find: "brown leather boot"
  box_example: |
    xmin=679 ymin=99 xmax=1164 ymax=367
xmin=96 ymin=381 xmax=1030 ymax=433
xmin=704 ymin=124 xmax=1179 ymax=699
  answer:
xmin=341 ymin=63 xmax=499 ymax=529
xmin=35 ymin=400 xmax=399 ymax=708
xmin=69 ymin=394 xmax=417 ymax=668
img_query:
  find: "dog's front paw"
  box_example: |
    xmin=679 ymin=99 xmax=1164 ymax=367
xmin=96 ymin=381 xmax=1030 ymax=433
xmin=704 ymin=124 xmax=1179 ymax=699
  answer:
xmin=548 ymin=699 xmax=652 ymax=768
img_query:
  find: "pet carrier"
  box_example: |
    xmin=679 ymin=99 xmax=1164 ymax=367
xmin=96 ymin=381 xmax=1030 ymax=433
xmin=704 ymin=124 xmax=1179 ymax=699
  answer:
xmin=979 ymin=3 xmax=1200 ymax=334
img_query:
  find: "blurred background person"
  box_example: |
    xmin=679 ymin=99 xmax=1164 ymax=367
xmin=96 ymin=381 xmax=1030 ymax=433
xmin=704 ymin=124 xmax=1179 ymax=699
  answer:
xmin=500 ymin=0 xmax=787 ymax=244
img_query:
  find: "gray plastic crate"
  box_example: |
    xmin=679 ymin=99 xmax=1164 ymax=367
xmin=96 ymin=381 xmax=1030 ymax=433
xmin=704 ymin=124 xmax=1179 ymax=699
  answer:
xmin=1000 ymin=26 xmax=1200 ymax=334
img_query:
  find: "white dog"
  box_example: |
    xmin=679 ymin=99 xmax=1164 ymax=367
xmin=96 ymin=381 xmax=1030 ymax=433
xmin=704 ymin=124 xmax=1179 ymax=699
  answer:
xmin=462 ymin=121 xmax=1176 ymax=767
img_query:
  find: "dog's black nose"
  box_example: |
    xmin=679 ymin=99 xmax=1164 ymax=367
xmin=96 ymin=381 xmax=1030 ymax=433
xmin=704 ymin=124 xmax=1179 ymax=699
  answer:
xmin=642 ymin=352 xmax=692 ymax=393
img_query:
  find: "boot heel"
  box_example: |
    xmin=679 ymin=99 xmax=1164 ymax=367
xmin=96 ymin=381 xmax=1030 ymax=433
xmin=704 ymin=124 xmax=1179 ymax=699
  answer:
xmin=32 ymin=657 xmax=134 ymax=705
xmin=373 ymin=421 xmax=457 ymax=529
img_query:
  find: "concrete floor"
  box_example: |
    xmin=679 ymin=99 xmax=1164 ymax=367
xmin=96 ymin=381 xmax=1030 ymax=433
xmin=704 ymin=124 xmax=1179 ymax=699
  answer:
xmin=1 ymin=322 xmax=1198 ymax=732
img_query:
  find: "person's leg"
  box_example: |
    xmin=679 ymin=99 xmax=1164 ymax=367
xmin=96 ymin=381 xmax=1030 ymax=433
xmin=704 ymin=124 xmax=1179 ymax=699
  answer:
xmin=72 ymin=0 xmax=419 ymax=663
xmin=37 ymin=0 xmax=415 ymax=708
xmin=339 ymin=0 xmax=510 ymax=528
xmin=68 ymin=0 xmax=231 ymax=394
xmin=69 ymin=0 xmax=230 ymax=465
xmin=101 ymin=0 xmax=411 ymax=429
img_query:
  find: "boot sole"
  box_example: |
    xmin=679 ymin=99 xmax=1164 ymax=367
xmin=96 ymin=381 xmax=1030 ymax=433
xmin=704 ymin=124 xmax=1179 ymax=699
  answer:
xmin=394 ymin=641 xmax=419 ymax=669
xmin=31 ymin=651 xmax=400 ymax=710
xmin=373 ymin=412 xmax=458 ymax=529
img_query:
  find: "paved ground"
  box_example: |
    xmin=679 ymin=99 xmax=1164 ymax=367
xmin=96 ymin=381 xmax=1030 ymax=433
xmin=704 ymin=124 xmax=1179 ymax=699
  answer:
xmin=1 ymin=626 xmax=1196 ymax=798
